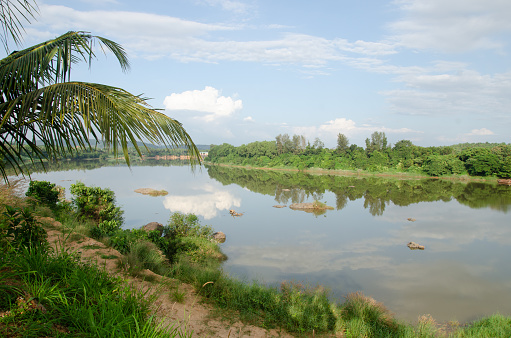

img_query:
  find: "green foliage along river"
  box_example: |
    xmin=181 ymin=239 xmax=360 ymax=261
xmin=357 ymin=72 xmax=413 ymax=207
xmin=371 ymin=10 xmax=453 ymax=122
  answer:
xmin=18 ymin=160 xmax=511 ymax=324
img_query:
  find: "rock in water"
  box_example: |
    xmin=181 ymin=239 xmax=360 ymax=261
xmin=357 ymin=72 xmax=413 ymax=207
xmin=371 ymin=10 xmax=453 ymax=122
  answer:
xmin=212 ymin=231 xmax=226 ymax=243
xmin=407 ymin=241 xmax=425 ymax=250
xmin=229 ymin=209 xmax=243 ymax=217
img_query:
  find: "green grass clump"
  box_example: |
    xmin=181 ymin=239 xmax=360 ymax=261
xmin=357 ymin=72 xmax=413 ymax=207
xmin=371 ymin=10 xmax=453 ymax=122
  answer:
xmin=457 ymin=314 xmax=511 ymax=337
xmin=121 ymin=240 xmax=169 ymax=276
xmin=338 ymin=292 xmax=404 ymax=337
xmin=0 ymin=246 xmax=187 ymax=337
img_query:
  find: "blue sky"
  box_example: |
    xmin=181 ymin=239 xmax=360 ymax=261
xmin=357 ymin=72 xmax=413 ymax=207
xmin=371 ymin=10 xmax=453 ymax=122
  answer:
xmin=5 ymin=0 xmax=511 ymax=148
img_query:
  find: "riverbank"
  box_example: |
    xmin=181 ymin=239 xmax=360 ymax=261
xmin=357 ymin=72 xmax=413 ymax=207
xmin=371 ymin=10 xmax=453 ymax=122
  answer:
xmin=204 ymin=162 xmax=498 ymax=183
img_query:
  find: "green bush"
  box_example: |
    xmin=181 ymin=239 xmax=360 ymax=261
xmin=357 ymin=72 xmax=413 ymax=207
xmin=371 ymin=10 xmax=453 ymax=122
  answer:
xmin=108 ymin=230 xmax=137 ymax=254
xmin=25 ymin=180 xmax=60 ymax=208
xmin=90 ymin=220 xmax=122 ymax=239
xmin=164 ymin=212 xmax=213 ymax=240
xmin=422 ymin=154 xmax=464 ymax=176
xmin=70 ymin=182 xmax=124 ymax=225
xmin=0 ymin=205 xmax=48 ymax=252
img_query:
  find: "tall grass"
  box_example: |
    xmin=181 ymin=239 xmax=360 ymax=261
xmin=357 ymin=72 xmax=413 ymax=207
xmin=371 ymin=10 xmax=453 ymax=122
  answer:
xmin=0 ymin=246 xmax=188 ymax=337
xmin=456 ymin=314 xmax=511 ymax=337
xmin=121 ymin=239 xmax=169 ymax=276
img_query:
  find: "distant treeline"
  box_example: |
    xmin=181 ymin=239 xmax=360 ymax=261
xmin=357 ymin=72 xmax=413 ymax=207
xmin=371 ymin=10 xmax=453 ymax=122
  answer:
xmin=18 ymin=143 xmax=210 ymax=162
xmin=206 ymin=132 xmax=511 ymax=178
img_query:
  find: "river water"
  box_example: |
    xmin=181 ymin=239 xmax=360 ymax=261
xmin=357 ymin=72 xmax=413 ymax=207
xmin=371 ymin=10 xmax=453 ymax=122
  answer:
xmin=19 ymin=161 xmax=511 ymax=323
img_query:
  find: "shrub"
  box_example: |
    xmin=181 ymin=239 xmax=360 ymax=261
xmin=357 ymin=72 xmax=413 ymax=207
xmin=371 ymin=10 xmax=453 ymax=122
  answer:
xmin=108 ymin=230 xmax=137 ymax=254
xmin=422 ymin=154 xmax=464 ymax=176
xmin=0 ymin=205 xmax=47 ymax=252
xmin=164 ymin=212 xmax=213 ymax=240
xmin=70 ymin=182 xmax=124 ymax=225
xmin=90 ymin=220 xmax=122 ymax=239
xmin=25 ymin=180 xmax=60 ymax=208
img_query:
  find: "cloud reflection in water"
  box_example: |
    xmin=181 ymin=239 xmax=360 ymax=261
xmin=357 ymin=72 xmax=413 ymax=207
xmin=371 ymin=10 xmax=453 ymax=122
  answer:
xmin=163 ymin=184 xmax=241 ymax=219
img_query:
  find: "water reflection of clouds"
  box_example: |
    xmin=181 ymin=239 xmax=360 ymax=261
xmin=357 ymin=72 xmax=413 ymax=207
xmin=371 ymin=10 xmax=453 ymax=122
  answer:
xmin=377 ymin=261 xmax=511 ymax=322
xmin=383 ymin=201 xmax=511 ymax=248
xmin=225 ymin=241 xmax=392 ymax=274
xmin=163 ymin=184 xmax=240 ymax=219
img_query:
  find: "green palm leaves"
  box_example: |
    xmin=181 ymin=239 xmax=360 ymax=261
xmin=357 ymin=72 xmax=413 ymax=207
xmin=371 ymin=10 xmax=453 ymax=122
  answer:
xmin=0 ymin=30 xmax=201 ymax=180
xmin=0 ymin=0 xmax=38 ymax=52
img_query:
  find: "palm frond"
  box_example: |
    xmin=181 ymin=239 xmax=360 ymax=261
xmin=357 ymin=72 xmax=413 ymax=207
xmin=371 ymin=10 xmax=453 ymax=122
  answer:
xmin=0 ymin=31 xmax=130 ymax=94
xmin=0 ymin=82 xmax=201 ymax=179
xmin=0 ymin=0 xmax=38 ymax=52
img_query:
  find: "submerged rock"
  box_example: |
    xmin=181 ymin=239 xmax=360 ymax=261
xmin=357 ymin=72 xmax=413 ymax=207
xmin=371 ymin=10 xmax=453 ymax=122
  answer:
xmin=134 ymin=188 xmax=168 ymax=196
xmin=273 ymin=205 xmax=287 ymax=208
xmin=289 ymin=202 xmax=334 ymax=211
xmin=407 ymin=218 xmax=416 ymax=222
xmin=289 ymin=202 xmax=334 ymax=216
xmin=407 ymin=241 xmax=425 ymax=250
xmin=212 ymin=231 xmax=226 ymax=243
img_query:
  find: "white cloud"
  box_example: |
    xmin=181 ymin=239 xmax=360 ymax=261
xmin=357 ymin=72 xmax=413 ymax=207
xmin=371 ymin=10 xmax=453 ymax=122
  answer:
xmin=163 ymin=86 xmax=242 ymax=122
xmin=390 ymin=0 xmax=511 ymax=52
xmin=28 ymin=4 xmax=395 ymax=67
xmin=292 ymin=118 xmax=422 ymax=146
xmin=318 ymin=118 xmax=358 ymax=133
xmin=243 ymin=116 xmax=254 ymax=122
xmin=467 ymin=128 xmax=494 ymax=136
xmin=384 ymin=69 xmax=511 ymax=117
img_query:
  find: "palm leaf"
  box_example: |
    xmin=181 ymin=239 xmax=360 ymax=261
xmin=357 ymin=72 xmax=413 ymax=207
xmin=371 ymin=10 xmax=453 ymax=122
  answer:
xmin=0 ymin=0 xmax=38 ymax=52
xmin=0 ymin=31 xmax=201 ymax=181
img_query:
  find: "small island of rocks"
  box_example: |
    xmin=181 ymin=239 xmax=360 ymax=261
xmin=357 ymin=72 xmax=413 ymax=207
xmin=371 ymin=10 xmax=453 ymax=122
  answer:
xmin=134 ymin=188 xmax=168 ymax=197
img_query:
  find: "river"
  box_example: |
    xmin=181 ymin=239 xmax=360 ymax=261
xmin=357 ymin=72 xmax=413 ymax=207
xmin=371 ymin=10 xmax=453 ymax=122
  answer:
xmin=17 ymin=161 xmax=511 ymax=324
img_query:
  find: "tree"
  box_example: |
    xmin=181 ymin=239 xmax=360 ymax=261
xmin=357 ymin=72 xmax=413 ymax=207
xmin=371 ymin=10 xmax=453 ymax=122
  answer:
xmin=366 ymin=131 xmax=387 ymax=155
xmin=292 ymin=134 xmax=306 ymax=154
xmin=313 ymin=137 xmax=324 ymax=150
xmin=336 ymin=133 xmax=349 ymax=153
xmin=0 ymin=3 xmax=200 ymax=181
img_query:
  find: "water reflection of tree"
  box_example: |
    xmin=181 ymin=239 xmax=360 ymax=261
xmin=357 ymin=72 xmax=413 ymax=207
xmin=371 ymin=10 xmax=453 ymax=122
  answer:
xmin=206 ymin=165 xmax=511 ymax=215
xmin=19 ymin=162 xmax=510 ymax=215
xmin=335 ymin=192 xmax=348 ymax=210
xmin=363 ymin=195 xmax=387 ymax=216
xmin=274 ymin=187 xmax=323 ymax=205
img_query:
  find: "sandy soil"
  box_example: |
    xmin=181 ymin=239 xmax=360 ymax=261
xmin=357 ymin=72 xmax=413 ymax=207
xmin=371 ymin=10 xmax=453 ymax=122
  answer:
xmin=39 ymin=217 xmax=293 ymax=338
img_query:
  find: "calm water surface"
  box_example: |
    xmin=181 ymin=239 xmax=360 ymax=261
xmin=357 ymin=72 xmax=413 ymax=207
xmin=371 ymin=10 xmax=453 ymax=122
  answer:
xmin=22 ymin=163 xmax=511 ymax=323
